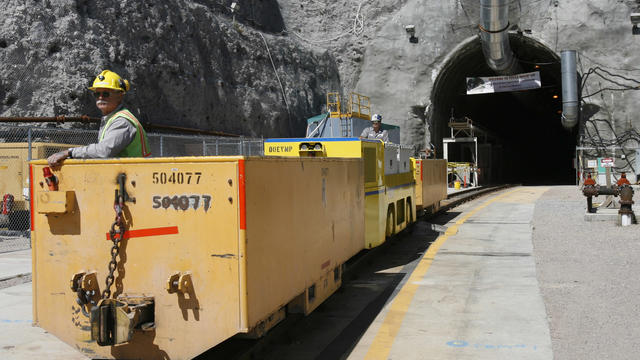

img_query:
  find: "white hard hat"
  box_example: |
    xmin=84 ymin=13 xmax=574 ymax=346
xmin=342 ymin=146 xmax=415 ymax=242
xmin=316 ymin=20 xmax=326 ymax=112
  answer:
xmin=372 ymin=114 xmax=382 ymax=122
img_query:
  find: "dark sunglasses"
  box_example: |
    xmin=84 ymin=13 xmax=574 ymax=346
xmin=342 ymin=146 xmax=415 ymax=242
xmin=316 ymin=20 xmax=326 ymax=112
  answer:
xmin=92 ymin=91 xmax=111 ymax=98
xmin=92 ymin=91 xmax=121 ymax=98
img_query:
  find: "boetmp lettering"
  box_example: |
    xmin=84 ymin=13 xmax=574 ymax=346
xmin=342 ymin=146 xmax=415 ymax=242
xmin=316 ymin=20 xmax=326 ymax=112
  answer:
xmin=268 ymin=145 xmax=293 ymax=153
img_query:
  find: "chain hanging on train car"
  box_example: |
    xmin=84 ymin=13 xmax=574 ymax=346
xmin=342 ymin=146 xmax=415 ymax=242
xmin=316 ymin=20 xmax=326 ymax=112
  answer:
xmin=102 ymin=173 xmax=131 ymax=299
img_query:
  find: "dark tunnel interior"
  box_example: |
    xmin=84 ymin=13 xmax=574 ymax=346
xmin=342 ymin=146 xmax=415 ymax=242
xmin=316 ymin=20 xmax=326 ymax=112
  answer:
xmin=430 ymin=34 xmax=577 ymax=185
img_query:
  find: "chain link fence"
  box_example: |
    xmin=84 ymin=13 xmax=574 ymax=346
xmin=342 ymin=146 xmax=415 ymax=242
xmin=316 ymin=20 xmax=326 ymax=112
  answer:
xmin=0 ymin=124 xmax=264 ymax=253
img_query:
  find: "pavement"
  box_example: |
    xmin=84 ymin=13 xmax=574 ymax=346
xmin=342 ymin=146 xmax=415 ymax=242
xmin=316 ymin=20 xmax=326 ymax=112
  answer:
xmin=0 ymin=249 xmax=31 ymax=287
xmin=0 ymin=247 xmax=87 ymax=360
xmin=0 ymin=246 xmax=88 ymax=360
xmin=0 ymin=282 xmax=88 ymax=360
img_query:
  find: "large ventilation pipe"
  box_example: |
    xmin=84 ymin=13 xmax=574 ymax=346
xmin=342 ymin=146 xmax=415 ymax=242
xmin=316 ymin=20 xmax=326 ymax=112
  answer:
xmin=479 ymin=0 xmax=519 ymax=74
xmin=561 ymin=50 xmax=579 ymax=129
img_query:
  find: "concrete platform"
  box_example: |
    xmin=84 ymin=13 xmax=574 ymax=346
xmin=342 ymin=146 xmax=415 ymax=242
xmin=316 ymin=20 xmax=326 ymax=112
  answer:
xmin=0 ymin=249 xmax=86 ymax=359
xmin=0 ymin=282 xmax=88 ymax=360
xmin=583 ymin=207 xmax=638 ymax=223
xmin=446 ymin=185 xmax=480 ymax=196
xmin=348 ymin=187 xmax=553 ymax=360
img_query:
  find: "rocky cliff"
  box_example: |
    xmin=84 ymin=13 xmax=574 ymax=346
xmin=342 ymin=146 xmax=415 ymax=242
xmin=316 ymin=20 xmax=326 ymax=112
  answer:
xmin=0 ymin=0 xmax=340 ymax=137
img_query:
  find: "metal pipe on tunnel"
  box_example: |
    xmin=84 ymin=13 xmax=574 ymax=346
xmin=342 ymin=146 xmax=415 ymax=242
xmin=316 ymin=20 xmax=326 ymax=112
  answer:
xmin=561 ymin=50 xmax=579 ymax=129
xmin=479 ymin=0 xmax=519 ymax=74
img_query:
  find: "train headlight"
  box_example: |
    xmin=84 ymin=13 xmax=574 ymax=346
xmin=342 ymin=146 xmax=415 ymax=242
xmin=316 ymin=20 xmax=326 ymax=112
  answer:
xmin=300 ymin=144 xmax=309 ymax=151
xmin=313 ymin=144 xmax=322 ymax=151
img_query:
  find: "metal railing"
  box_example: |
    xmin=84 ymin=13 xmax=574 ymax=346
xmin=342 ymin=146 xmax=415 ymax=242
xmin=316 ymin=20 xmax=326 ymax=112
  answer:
xmin=348 ymin=92 xmax=371 ymax=120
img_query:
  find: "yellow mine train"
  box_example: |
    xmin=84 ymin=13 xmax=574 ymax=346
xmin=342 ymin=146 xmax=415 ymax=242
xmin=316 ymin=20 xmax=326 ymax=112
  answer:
xmin=264 ymin=138 xmax=447 ymax=247
xmin=29 ymin=138 xmax=446 ymax=359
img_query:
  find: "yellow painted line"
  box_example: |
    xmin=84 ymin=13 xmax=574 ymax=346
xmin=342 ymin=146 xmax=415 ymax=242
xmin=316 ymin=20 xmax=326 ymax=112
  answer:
xmin=363 ymin=187 xmax=522 ymax=360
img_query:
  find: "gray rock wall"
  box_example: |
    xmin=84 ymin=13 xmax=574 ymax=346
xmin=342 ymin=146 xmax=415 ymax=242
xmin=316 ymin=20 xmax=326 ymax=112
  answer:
xmin=350 ymin=1 xmax=480 ymax=148
xmin=534 ymin=0 xmax=640 ymax=156
xmin=0 ymin=0 xmax=339 ymax=137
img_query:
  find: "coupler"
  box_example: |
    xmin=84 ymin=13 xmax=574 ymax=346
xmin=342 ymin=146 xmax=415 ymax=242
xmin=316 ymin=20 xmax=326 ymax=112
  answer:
xmin=90 ymin=295 xmax=155 ymax=346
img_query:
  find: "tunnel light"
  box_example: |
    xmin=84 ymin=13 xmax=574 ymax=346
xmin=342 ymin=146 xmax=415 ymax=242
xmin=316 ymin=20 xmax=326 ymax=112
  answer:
xmin=405 ymin=25 xmax=415 ymax=35
xmin=552 ymin=95 xmax=559 ymax=99
xmin=534 ymin=65 xmax=540 ymax=69
xmin=404 ymin=25 xmax=418 ymax=43
xmin=557 ymin=110 xmax=562 ymax=114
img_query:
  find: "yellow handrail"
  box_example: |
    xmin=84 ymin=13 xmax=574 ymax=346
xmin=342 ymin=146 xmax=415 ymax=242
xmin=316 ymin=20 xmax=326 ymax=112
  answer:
xmin=327 ymin=92 xmax=342 ymax=117
xmin=348 ymin=92 xmax=371 ymax=120
xmin=326 ymin=92 xmax=371 ymax=120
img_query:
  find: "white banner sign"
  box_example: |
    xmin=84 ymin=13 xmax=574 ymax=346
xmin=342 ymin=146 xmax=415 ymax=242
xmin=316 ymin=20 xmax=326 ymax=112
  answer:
xmin=466 ymin=71 xmax=541 ymax=95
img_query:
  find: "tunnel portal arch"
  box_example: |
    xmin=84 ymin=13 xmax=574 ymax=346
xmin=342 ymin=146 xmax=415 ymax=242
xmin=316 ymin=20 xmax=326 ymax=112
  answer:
xmin=429 ymin=34 xmax=576 ymax=185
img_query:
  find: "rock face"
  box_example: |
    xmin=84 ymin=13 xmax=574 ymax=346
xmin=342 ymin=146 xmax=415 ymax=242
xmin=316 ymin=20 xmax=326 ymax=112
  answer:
xmin=0 ymin=0 xmax=339 ymax=137
xmin=1 ymin=0 xmax=639 ymax=161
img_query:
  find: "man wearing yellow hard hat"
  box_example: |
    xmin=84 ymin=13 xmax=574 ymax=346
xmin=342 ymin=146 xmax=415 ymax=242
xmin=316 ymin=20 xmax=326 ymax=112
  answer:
xmin=47 ymin=70 xmax=151 ymax=166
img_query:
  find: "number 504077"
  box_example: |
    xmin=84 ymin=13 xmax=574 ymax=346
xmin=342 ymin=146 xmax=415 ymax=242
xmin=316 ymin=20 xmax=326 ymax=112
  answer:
xmin=152 ymin=195 xmax=212 ymax=211
xmin=152 ymin=172 xmax=201 ymax=184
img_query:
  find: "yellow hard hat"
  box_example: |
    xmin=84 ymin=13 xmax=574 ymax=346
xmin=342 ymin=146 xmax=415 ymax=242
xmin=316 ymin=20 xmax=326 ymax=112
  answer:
xmin=88 ymin=70 xmax=130 ymax=93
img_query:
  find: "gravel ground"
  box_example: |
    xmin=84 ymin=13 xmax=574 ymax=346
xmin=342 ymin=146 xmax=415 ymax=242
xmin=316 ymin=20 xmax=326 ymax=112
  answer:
xmin=532 ymin=185 xmax=640 ymax=360
xmin=0 ymin=235 xmax=30 ymax=254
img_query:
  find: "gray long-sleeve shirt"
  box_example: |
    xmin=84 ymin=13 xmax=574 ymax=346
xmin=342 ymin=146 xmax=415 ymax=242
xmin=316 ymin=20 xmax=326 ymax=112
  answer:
xmin=360 ymin=127 xmax=389 ymax=142
xmin=70 ymin=104 xmax=138 ymax=159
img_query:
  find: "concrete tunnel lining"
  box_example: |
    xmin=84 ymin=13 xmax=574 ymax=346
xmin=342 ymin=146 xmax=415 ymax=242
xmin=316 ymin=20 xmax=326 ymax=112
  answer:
xmin=430 ymin=34 xmax=577 ymax=185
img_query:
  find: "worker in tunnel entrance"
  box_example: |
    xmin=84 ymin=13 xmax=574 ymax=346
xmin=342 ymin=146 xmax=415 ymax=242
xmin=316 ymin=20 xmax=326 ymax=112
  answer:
xmin=359 ymin=113 xmax=389 ymax=143
xmin=47 ymin=70 xmax=151 ymax=167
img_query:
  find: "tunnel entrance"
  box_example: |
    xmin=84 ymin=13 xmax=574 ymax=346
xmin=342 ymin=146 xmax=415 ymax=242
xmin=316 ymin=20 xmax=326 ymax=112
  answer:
xmin=430 ymin=34 xmax=577 ymax=185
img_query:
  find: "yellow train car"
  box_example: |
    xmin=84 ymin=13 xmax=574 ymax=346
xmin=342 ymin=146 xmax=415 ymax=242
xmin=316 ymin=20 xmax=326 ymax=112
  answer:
xmin=412 ymin=158 xmax=448 ymax=215
xmin=30 ymin=156 xmax=364 ymax=360
xmin=264 ymin=138 xmax=415 ymax=248
xmin=0 ymin=142 xmax=78 ymax=230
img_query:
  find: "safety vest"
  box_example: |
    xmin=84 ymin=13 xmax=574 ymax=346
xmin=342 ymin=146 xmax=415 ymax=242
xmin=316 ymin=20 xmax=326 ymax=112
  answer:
xmin=99 ymin=108 xmax=151 ymax=158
